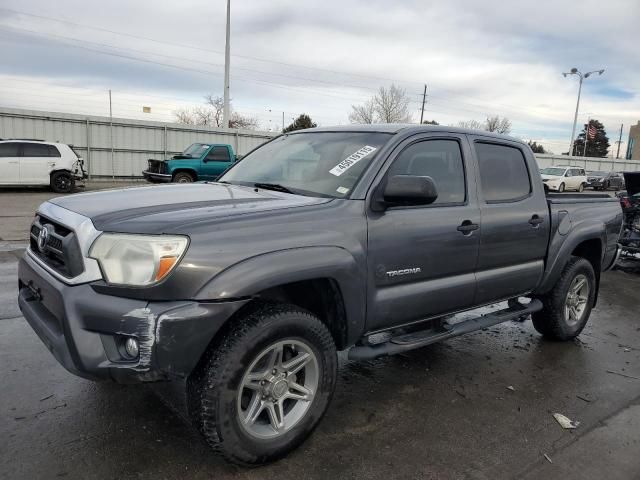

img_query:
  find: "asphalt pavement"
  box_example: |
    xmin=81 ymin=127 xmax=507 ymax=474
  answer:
xmin=1 ymin=185 xmax=639 ymax=479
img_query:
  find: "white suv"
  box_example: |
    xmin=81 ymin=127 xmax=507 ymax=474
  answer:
xmin=0 ymin=140 xmax=87 ymax=193
xmin=540 ymin=166 xmax=587 ymax=193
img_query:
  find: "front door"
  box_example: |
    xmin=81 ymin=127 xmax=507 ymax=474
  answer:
xmin=0 ymin=142 xmax=20 ymax=184
xmin=471 ymin=138 xmax=549 ymax=304
xmin=366 ymin=135 xmax=480 ymax=332
xmin=201 ymin=145 xmax=232 ymax=181
xmin=20 ymin=142 xmax=53 ymax=185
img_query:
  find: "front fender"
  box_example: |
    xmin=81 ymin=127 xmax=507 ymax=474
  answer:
xmin=195 ymin=246 xmax=366 ymax=345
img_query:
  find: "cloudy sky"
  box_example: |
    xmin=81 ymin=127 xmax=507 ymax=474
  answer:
xmin=0 ymin=0 xmax=638 ymax=153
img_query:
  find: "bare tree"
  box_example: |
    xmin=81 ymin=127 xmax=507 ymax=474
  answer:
xmin=457 ymin=119 xmax=484 ymax=130
xmin=373 ymin=84 xmax=411 ymax=123
xmin=173 ymin=94 xmax=257 ymax=129
xmin=349 ymin=84 xmax=411 ymax=124
xmin=349 ymin=99 xmax=376 ymax=124
xmin=484 ymin=115 xmax=512 ymax=134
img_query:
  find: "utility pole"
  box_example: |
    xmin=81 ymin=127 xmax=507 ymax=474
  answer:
xmin=109 ymin=89 xmax=114 ymax=180
xmin=419 ymin=84 xmax=427 ymax=124
xmin=282 ymin=112 xmax=285 ymax=132
xmin=563 ymin=68 xmax=605 ymax=156
xmin=616 ymin=123 xmax=623 ymax=159
xmin=222 ymin=0 xmax=231 ymax=129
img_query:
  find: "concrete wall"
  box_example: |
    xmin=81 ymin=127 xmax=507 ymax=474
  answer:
xmin=535 ymin=153 xmax=640 ymax=172
xmin=0 ymin=107 xmax=275 ymax=178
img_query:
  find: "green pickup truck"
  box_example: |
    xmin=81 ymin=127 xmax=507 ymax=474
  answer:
xmin=142 ymin=143 xmax=237 ymax=183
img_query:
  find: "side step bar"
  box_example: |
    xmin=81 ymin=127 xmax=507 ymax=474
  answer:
xmin=348 ymin=299 xmax=543 ymax=361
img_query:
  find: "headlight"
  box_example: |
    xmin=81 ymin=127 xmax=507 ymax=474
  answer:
xmin=89 ymin=233 xmax=188 ymax=286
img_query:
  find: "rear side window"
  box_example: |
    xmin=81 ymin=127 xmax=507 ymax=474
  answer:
xmin=47 ymin=145 xmax=61 ymax=157
xmin=22 ymin=143 xmax=51 ymax=157
xmin=475 ymin=142 xmax=531 ymax=202
xmin=387 ymin=139 xmax=466 ymax=205
xmin=0 ymin=142 xmax=19 ymax=157
xmin=206 ymin=146 xmax=231 ymax=162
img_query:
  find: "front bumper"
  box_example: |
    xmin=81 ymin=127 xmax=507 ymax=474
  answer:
xmin=587 ymin=180 xmax=604 ymax=188
xmin=18 ymin=252 xmax=248 ymax=383
xmin=142 ymin=170 xmax=172 ymax=183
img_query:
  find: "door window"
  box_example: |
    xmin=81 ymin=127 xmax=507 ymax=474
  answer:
xmin=0 ymin=142 xmax=19 ymax=157
xmin=387 ymin=139 xmax=466 ymax=205
xmin=475 ymin=142 xmax=531 ymax=202
xmin=206 ymin=146 xmax=231 ymax=162
xmin=22 ymin=143 xmax=50 ymax=157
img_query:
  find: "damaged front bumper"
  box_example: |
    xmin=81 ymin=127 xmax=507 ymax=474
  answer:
xmin=18 ymin=253 xmax=248 ymax=383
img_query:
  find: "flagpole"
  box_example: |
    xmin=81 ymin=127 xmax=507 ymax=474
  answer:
xmin=583 ymin=117 xmax=590 ymax=157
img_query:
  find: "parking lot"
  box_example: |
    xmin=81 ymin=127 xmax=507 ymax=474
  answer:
xmin=1 ymin=184 xmax=640 ymax=479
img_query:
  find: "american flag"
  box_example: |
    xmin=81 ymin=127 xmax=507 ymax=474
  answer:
xmin=587 ymin=124 xmax=597 ymax=139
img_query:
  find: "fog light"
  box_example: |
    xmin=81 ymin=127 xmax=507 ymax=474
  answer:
xmin=124 ymin=337 xmax=139 ymax=359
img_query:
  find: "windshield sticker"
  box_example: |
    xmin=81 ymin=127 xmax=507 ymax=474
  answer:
xmin=329 ymin=146 xmax=377 ymax=177
xmin=336 ymin=186 xmax=350 ymax=194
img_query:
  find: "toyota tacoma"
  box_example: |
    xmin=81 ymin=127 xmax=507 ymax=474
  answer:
xmin=18 ymin=125 xmax=623 ymax=465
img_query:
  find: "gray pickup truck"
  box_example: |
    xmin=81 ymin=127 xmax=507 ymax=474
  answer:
xmin=18 ymin=125 xmax=622 ymax=465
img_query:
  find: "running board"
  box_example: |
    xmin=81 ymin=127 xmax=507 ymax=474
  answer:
xmin=348 ymin=299 xmax=543 ymax=361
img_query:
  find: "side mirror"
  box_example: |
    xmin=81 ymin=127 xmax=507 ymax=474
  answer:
xmin=382 ymin=175 xmax=438 ymax=206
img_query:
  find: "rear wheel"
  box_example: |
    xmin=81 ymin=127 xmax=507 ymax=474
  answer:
xmin=50 ymin=171 xmax=75 ymax=193
xmin=173 ymin=171 xmax=194 ymax=183
xmin=577 ymin=183 xmax=584 ymax=192
xmin=558 ymin=183 xmax=565 ymax=193
xmin=532 ymin=256 xmax=596 ymax=340
xmin=187 ymin=303 xmax=337 ymax=466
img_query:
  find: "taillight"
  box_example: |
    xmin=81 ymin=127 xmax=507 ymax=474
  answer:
xmin=621 ymin=198 xmax=631 ymax=209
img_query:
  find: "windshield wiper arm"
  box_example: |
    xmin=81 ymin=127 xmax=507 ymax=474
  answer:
xmin=253 ymin=182 xmax=295 ymax=194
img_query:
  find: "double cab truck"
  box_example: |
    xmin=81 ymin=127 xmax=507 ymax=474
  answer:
xmin=142 ymin=142 xmax=237 ymax=183
xmin=19 ymin=125 xmax=622 ymax=465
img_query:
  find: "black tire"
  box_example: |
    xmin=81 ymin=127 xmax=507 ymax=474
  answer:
xmin=604 ymin=181 xmax=610 ymax=190
xmin=532 ymin=256 xmax=596 ymax=340
xmin=187 ymin=303 xmax=338 ymax=466
xmin=577 ymin=183 xmax=584 ymax=192
xmin=558 ymin=183 xmax=565 ymax=193
xmin=50 ymin=171 xmax=75 ymax=193
xmin=173 ymin=171 xmax=195 ymax=183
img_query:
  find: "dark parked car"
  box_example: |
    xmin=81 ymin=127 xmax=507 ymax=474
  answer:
xmin=18 ymin=125 xmax=622 ymax=465
xmin=586 ymin=170 xmax=625 ymax=190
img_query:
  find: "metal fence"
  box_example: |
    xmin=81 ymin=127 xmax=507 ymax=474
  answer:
xmin=0 ymin=107 xmax=276 ymax=178
xmin=535 ymin=154 xmax=640 ymax=172
xmin=1 ymin=107 xmax=639 ymax=177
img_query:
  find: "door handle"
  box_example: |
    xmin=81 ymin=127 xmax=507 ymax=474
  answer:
xmin=529 ymin=214 xmax=544 ymax=226
xmin=457 ymin=220 xmax=479 ymax=235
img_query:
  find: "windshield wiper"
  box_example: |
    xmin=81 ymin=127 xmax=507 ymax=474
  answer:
xmin=253 ymin=182 xmax=295 ymax=194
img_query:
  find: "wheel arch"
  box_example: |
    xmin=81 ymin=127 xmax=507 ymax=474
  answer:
xmin=171 ymin=168 xmax=198 ymax=181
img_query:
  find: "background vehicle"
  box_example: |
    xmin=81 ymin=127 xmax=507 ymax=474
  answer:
xmin=0 ymin=139 xmax=87 ymax=193
xmin=586 ymin=170 xmax=625 ymax=190
xmin=19 ymin=125 xmax=622 ymax=465
xmin=619 ymin=172 xmax=640 ymax=256
xmin=540 ymin=166 xmax=587 ymax=192
xmin=142 ymin=143 xmax=237 ymax=183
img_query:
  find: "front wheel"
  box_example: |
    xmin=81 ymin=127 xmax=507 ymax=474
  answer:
xmin=532 ymin=256 xmax=596 ymax=340
xmin=50 ymin=171 xmax=75 ymax=193
xmin=173 ymin=171 xmax=194 ymax=183
xmin=187 ymin=303 xmax=337 ymax=466
xmin=558 ymin=183 xmax=565 ymax=193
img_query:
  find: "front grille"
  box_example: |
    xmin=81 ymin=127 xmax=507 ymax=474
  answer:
xmin=147 ymin=159 xmax=167 ymax=174
xmin=30 ymin=215 xmax=84 ymax=278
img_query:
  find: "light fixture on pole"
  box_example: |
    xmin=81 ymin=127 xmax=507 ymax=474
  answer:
xmin=563 ymin=67 xmax=604 ymax=156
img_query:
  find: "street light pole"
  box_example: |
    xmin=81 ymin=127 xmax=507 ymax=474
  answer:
xmin=563 ymin=67 xmax=604 ymax=156
xmin=222 ymin=0 xmax=231 ymax=129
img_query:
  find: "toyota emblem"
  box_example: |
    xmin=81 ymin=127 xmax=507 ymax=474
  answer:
xmin=37 ymin=225 xmax=50 ymax=251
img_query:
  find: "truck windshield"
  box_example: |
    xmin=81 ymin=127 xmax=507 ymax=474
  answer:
xmin=220 ymin=132 xmax=393 ymax=198
xmin=540 ymin=167 xmax=566 ymax=176
xmin=182 ymin=143 xmax=210 ymax=157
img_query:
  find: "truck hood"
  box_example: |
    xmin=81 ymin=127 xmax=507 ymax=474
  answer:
xmin=48 ymin=183 xmax=330 ymax=232
xmin=623 ymin=172 xmax=640 ymax=197
xmin=541 ymin=174 xmax=562 ymax=181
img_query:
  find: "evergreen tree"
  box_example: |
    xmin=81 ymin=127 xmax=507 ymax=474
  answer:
xmin=283 ymin=114 xmax=317 ymax=132
xmin=572 ymin=119 xmax=609 ymax=157
xmin=527 ymin=140 xmax=546 ymax=154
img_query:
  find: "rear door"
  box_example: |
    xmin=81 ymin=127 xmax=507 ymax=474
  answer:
xmin=201 ymin=145 xmax=232 ymax=180
xmin=472 ymin=138 xmax=549 ymax=304
xmin=366 ymin=134 xmax=480 ymax=331
xmin=20 ymin=142 xmax=55 ymax=184
xmin=0 ymin=142 xmax=20 ymax=184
